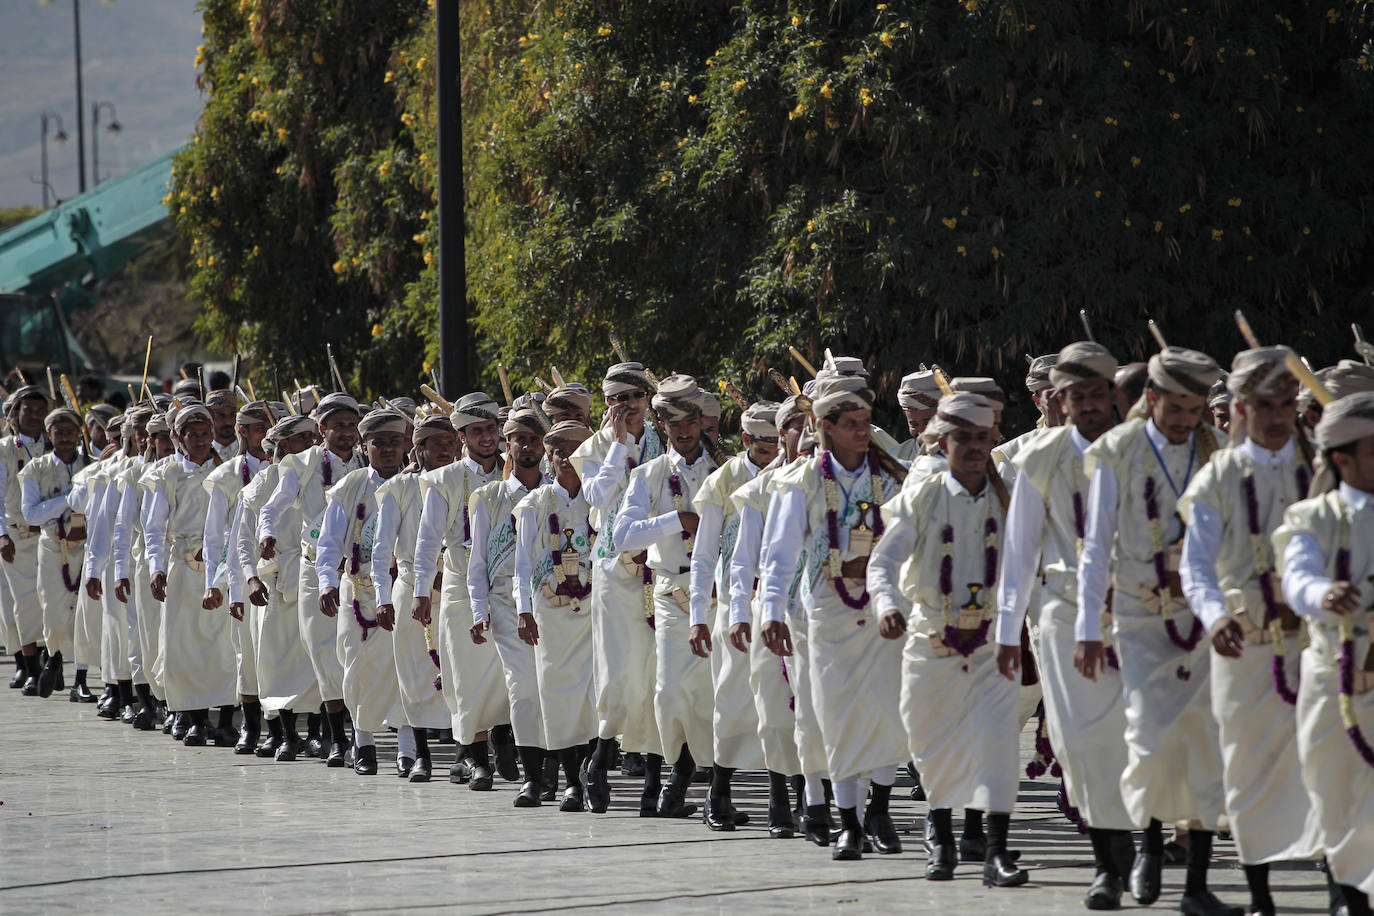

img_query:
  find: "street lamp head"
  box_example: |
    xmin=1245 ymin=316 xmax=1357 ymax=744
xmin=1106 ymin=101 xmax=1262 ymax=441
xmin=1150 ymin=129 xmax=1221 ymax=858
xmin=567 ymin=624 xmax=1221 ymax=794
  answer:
xmin=107 ymin=119 xmax=121 ymax=134
xmin=54 ymin=129 xmax=69 ymax=144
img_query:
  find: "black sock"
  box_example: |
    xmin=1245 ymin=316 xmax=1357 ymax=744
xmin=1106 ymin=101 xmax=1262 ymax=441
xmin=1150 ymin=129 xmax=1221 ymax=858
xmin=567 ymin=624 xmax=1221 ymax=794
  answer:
xmin=11 ymin=651 xmax=20 ymax=675
xmin=838 ymin=805 xmax=862 ymax=833
xmin=561 ymin=746 xmax=586 ymax=788
xmin=710 ymin=765 xmax=735 ymax=801
xmin=518 ymin=746 xmax=544 ymax=784
xmin=1145 ymin=818 xmax=1164 ymax=855
xmin=963 ymin=807 xmax=985 ymax=839
xmin=866 ymin=782 xmax=892 ymax=820
xmin=117 ymin=679 xmax=135 ymax=708
xmin=789 ymin=774 xmax=806 ymax=810
xmin=490 ymin=723 xmax=514 ymax=748
xmin=930 ymin=807 xmax=955 ymax=847
xmin=413 ymin=728 xmax=429 ymax=759
xmin=1089 ymin=828 xmax=1121 ymax=877
xmin=768 ymin=771 xmax=790 ymax=809
xmin=280 ymin=709 xmax=297 ymax=739
xmin=73 ymin=667 xmax=88 ymax=688
xmin=1342 ymin=884 xmax=1372 ymax=916
xmin=217 ymin=705 xmax=235 ymax=731
xmin=468 ymin=739 xmax=491 ymax=769
xmin=134 ymin=682 xmax=155 ymax=711
xmin=326 ymin=709 xmax=347 ymax=747
xmin=986 ymin=812 xmax=1011 ymax=858
xmin=241 ymin=700 xmax=261 ymax=732
xmin=1184 ymin=829 xmax=1214 ymax=896
xmin=307 ymin=711 xmax=321 ymax=739
xmin=266 ymin=716 xmax=284 ymax=741
xmin=594 ymin=736 xmax=616 ymax=769
xmin=671 ymin=744 xmax=694 ymax=779
xmin=643 ymin=753 xmax=664 ymax=792
xmin=1243 ymin=863 xmax=1272 ymax=912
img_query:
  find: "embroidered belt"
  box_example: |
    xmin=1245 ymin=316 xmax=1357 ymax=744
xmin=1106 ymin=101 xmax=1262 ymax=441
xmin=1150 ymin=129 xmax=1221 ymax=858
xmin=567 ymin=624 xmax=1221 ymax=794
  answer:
xmin=66 ymin=513 xmax=87 ymax=542
xmin=184 ymin=550 xmax=206 ymax=573
xmin=10 ymin=523 xmax=39 ymax=539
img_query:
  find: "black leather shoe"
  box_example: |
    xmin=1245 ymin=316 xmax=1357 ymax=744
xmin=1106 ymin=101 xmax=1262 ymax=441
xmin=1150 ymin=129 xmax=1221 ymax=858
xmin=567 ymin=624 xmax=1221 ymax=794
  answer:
xmin=212 ymin=725 xmax=238 ymax=748
xmin=183 ymin=723 xmax=207 ymax=746
xmin=21 ymin=675 xmax=38 ymax=696
xmin=235 ymin=729 xmax=260 ymax=755
xmin=621 ymin=751 xmax=646 ymax=777
xmin=923 ymin=814 xmax=937 ymax=854
xmin=514 ymin=780 xmax=542 ymax=807
xmin=98 ymin=685 xmax=117 ymax=709
xmin=768 ymin=803 xmax=797 ymax=838
xmin=656 ymin=785 xmax=697 ymax=819
xmin=639 ymin=778 xmax=662 ymax=817
xmin=354 ymin=745 xmax=378 ymax=776
xmin=832 ymin=827 xmax=864 ymax=861
xmin=1179 ymin=891 xmax=1244 ymax=916
xmin=171 ymin=714 xmax=189 ymax=741
xmin=960 ymin=832 xmax=987 ymax=862
xmin=704 ymin=797 xmax=736 ymax=831
xmin=409 ymin=755 xmax=432 ymax=783
xmin=494 ymin=742 xmax=520 ymax=782
xmin=162 ymin=712 xmax=175 ymax=735
xmin=449 ymin=758 xmax=471 ymax=784
xmin=583 ymin=759 xmax=611 ymax=813
xmin=256 ymin=734 xmax=281 ymax=758
xmin=325 ymin=741 xmax=347 ymax=767
xmin=70 ymin=683 xmax=96 ymax=703
xmin=541 ymin=758 xmax=559 ymax=802
xmin=926 ymin=844 xmax=958 ymax=880
xmin=130 ymin=708 xmax=156 ymax=731
xmin=37 ymin=660 xmax=58 ymax=698
xmin=397 ymin=756 xmax=415 ymax=778
xmin=804 ymin=804 xmax=833 ymax=847
xmin=120 ymin=704 xmax=137 ymax=724
xmin=984 ymin=850 xmax=1029 ymax=887
xmin=8 ymin=662 xmax=24 ymax=689
xmin=96 ymin=700 xmax=120 ymax=720
xmin=560 ymin=785 xmax=585 ymax=812
xmin=1086 ymin=872 xmax=1125 ymax=910
xmin=865 ymin=811 xmax=902 ymax=854
xmin=1129 ymin=852 xmax=1162 ymax=905
xmin=468 ymin=764 xmax=494 ymax=791
xmin=274 ymin=735 xmax=300 ymax=762
xmin=305 ymin=734 xmax=325 ymax=759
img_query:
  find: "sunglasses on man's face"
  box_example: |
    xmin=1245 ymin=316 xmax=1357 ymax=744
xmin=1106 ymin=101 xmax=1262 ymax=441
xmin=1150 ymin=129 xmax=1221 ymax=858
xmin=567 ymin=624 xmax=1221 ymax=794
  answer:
xmin=608 ymin=390 xmax=648 ymax=404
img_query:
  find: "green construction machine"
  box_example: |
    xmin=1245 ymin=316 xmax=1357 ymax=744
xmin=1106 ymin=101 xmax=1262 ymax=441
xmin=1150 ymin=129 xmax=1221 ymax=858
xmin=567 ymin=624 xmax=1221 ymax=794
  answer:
xmin=0 ymin=148 xmax=182 ymax=381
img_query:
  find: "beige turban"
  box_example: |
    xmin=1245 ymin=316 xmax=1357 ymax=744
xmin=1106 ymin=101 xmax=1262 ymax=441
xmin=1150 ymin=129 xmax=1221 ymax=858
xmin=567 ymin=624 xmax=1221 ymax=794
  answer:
xmin=1049 ymin=341 xmax=1119 ymax=392
xmin=171 ymin=378 xmax=203 ymax=402
xmin=173 ymin=404 xmax=213 ymax=434
xmin=386 ymin=396 xmax=418 ymax=419
xmin=546 ymin=385 xmax=593 ymax=416
xmin=811 ymin=375 xmax=874 ymax=420
xmin=740 ymin=400 xmax=780 ymax=439
xmin=358 ymin=408 xmax=409 ymax=439
xmin=44 ymin=407 xmax=82 ymax=431
xmin=268 ymin=414 xmax=316 ymax=442
xmin=926 ymin=392 xmax=997 ymax=440
xmin=236 ymin=401 xmax=272 ymax=427
xmin=312 ymin=392 xmax=360 ymax=424
xmin=1316 ymin=391 xmax=1374 ymax=450
xmin=819 ymin=354 xmax=869 ymax=378
xmin=412 ymin=413 xmax=455 ymax=446
xmin=292 ymin=386 xmax=323 ymax=416
xmin=1227 ymin=346 xmax=1299 ymax=401
xmin=897 ymin=371 xmax=941 ymax=410
xmin=1208 ymin=378 xmax=1232 ymax=409
xmin=950 ymin=377 xmax=1005 ymax=409
xmin=503 ymin=407 xmax=547 ymax=438
xmin=146 ymin=413 xmax=170 ymax=436
xmin=652 ymin=374 xmax=703 ymax=421
xmin=544 ymin=420 xmax=593 ymax=449
xmin=1325 ymin=360 xmax=1374 ymax=400
xmin=205 ymin=388 xmax=237 ymax=408
xmin=775 ymin=395 xmax=806 ymax=431
xmin=86 ymin=403 xmax=119 ymax=428
xmin=1147 ymin=346 xmax=1222 ymax=397
xmin=1025 ymin=355 xmax=1059 ymax=393
xmin=9 ymin=385 xmax=49 ymax=411
xmin=602 ymin=362 xmax=653 ymax=397
xmin=105 ymin=415 xmax=125 ymax=436
xmin=695 ymin=390 xmax=722 ymax=420
xmin=451 ymin=392 xmax=501 ymax=430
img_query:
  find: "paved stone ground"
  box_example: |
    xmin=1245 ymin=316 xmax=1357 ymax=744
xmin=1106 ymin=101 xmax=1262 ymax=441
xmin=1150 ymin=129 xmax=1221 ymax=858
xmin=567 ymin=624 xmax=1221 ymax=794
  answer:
xmin=0 ymin=667 xmax=1334 ymax=915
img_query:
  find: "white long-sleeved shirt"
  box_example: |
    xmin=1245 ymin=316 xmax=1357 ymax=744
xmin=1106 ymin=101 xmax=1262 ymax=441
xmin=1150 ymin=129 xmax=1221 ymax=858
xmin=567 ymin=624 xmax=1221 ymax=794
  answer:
xmin=513 ymin=481 xmax=581 ymax=617
xmin=687 ymin=455 xmax=760 ymax=628
xmin=20 ymin=453 xmax=85 ymax=530
xmin=1281 ymin=482 xmax=1372 ymax=625
xmin=468 ymin=475 xmax=538 ymax=624
xmin=727 ymin=502 xmax=764 ymax=628
xmin=257 ymin=447 xmax=359 ymax=544
xmin=411 ymin=456 xmax=500 ymax=588
xmin=111 ymin=458 xmax=148 ymax=582
xmin=203 ymin=453 xmax=268 ymax=592
xmin=995 ymin=426 xmax=1091 ymax=646
xmin=0 ymin=432 xmax=45 ymax=530
xmin=370 ymin=485 xmax=402 ymax=602
xmin=1076 ymin=419 xmax=1193 ymax=642
xmin=85 ymin=465 xmax=126 ymax=580
xmin=77 ymin=474 xmax=111 ymax=578
xmin=581 ymin=430 xmax=652 ymax=511
xmin=612 ymin=448 xmax=713 ymax=574
xmin=1180 ymin=437 xmax=1296 ymax=633
xmin=315 ymin=467 xmax=385 ymax=593
xmin=144 ymin=454 xmax=217 ymax=576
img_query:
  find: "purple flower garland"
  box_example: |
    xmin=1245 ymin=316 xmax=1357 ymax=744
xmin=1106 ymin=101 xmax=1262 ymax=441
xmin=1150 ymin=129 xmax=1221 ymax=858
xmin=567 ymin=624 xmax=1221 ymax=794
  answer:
xmin=56 ymin=516 xmax=79 ymax=593
xmin=939 ymin=517 xmax=998 ymax=658
xmin=1144 ymin=475 xmax=1202 ymax=674
xmin=1025 ymin=703 xmax=1061 ymax=779
xmin=821 ymin=449 xmax=884 ymax=610
xmin=1335 ymin=539 xmax=1374 ymax=769
xmin=241 ymin=459 xmax=251 ymax=486
xmin=1242 ymin=472 xmax=1300 ymax=705
xmin=349 ymin=500 xmax=378 ymax=640
xmin=1057 ymin=778 xmax=1087 ymax=834
xmin=549 ymin=512 xmax=592 ymax=602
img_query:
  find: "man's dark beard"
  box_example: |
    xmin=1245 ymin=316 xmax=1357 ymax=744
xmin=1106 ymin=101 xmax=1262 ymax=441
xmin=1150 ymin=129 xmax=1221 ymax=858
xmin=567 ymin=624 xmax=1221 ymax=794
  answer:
xmin=515 ymin=454 xmax=542 ymax=469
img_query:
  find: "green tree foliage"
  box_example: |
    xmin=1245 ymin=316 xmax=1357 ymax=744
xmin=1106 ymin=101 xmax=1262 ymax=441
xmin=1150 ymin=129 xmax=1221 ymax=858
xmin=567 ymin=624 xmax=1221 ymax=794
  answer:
xmin=170 ymin=0 xmax=431 ymax=397
xmin=462 ymin=0 xmax=1374 ymax=425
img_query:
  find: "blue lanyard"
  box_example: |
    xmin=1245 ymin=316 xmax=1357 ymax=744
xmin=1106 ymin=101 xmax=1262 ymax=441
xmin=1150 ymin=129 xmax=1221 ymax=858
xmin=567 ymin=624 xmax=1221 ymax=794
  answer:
xmin=1145 ymin=429 xmax=1195 ymax=499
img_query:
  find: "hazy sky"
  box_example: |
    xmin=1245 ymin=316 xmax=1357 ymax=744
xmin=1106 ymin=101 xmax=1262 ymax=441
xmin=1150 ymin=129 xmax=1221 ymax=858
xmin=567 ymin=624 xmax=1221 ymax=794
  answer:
xmin=0 ymin=0 xmax=203 ymax=210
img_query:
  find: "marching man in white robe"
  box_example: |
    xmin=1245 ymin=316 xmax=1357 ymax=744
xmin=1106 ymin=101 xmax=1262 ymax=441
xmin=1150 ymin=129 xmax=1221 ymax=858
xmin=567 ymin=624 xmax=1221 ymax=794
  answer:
xmin=513 ymin=420 xmax=598 ymax=812
xmin=373 ymin=413 xmax=459 ymax=782
xmin=0 ymin=386 xmax=51 ymax=696
xmin=895 ymin=371 xmax=940 ymax=464
xmin=688 ymin=399 xmax=778 ymax=831
xmin=1276 ymin=391 xmax=1374 ymax=916
xmin=994 ymin=342 xmax=1136 ymax=906
xmin=1179 ymin=347 xmax=1327 ymax=916
xmin=760 ymin=369 xmax=906 ymax=862
xmin=871 ymin=391 xmax=1027 ymax=887
xmin=316 ymin=408 xmax=410 ymax=777
xmin=1078 ymin=346 xmax=1234 ymax=915
xmin=614 ymin=375 xmax=719 ymax=822
xmin=570 ymin=361 xmax=664 ymax=814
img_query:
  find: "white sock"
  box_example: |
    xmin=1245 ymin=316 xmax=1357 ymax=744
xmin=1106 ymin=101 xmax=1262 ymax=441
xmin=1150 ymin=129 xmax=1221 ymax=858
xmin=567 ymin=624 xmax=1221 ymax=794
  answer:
xmin=832 ymin=777 xmax=863 ymax=811
xmin=354 ymin=729 xmax=374 ymax=749
xmin=804 ymin=772 xmax=828 ymax=806
xmin=76 ymin=664 xmax=88 ymax=672
xmin=397 ymin=726 xmax=417 ymax=760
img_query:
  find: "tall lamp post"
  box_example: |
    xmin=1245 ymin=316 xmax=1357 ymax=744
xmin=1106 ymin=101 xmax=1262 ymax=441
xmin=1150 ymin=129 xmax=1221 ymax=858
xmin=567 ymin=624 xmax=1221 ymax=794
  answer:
xmin=38 ymin=0 xmax=117 ymax=193
xmin=91 ymin=101 xmax=121 ymax=186
xmin=39 ymin=110 xmax=68 ymax=208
